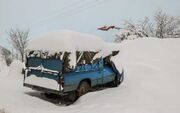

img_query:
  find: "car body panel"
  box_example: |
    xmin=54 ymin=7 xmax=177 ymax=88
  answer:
xmin=24 ymin=56 xmax=121 ymax=94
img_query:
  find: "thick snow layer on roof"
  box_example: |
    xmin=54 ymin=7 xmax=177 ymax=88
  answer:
xmin=102 ymin=42 xmax=120 ymax=55
xmin=28 ymin=30 xmax=120 ymax=68
xmin=28 ymin=30 xmax=105 ymax=52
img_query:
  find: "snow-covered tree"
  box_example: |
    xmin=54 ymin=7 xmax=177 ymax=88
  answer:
xmin=154 ymin=10 xmax=180 ymax=38
xmin=114 ymin=18 xmax=154 ymax=42
xmin=137 ymin=17 xmax=155 ymax=37
xmin=114 ymin=10 xmax=180 ymax=42
xmin=7 ymin=28 xmax=29 ymax=62
xmin=0 ymin=46 xmax=12 ymax=65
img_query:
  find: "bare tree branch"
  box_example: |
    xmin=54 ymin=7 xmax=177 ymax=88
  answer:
xmin=7 ymin=28 xmax=29 ymax=62
xmin=154 ymin=10 xmax=180 ymax=38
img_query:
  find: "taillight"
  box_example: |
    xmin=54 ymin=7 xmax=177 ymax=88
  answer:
xmin=59 ymin=76 xmax=64 ymax=87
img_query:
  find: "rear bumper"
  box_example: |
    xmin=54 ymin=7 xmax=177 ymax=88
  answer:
xmin=23 ymin=83 xmax=67 ymax=96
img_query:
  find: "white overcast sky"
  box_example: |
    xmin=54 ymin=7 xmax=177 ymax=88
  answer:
xmin=0 ymin=0 xmax=180 ymax=48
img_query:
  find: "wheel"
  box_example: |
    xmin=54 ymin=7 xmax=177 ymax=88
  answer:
xmin=68 ymin=91 xmax=78 ymax=102
xmin=78 ymin=81 xmax=90 ymax=97
xmin=67 ymin=81 xmax=90 ymax=102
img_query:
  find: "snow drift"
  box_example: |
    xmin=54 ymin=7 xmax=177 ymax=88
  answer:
xmin=0 ymin=61 xmax=7 ymax=72
xmin=0 ymin=38 xmax=180 ymax=113
xmin=0 ymin=61 xmax=8 ymax=77
xmin=8 ymin=60 xmax=23 ymax=77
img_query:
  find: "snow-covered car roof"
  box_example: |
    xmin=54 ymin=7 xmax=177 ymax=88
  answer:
xmin=27 ymin=29 xmax=120 ymax=63
xmin=28 ymin=30 xmax=106 ymax=52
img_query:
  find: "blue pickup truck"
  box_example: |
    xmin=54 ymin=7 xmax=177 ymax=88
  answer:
xmin=23 ymin=51 xmax=124 ymax=101
xmin=23 ymin=30 xmax=124 ymax=102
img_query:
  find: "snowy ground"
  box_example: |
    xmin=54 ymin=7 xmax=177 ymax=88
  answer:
xmin=0 ymin=38 xmax=180 ymax=113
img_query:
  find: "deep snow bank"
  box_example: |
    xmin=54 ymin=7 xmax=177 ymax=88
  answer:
xmin=72 ymin=38 xmax=180 ymax=112
xmin=0 ymin=61 xmax=8 ymax=77
xmin=0 ymin=61 xmax=7 ymax=71
xmin=8 ymin=60 xmax=23 ymax=77
xmin=0 ymin=38 xmax=180 ymax=113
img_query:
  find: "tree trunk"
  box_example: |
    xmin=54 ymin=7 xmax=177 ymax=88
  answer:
xmin=20 ymin=52 xmax=24 ymax=62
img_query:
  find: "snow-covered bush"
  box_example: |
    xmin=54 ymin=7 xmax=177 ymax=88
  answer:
xmin=114 ymin=18 xmax=154 ymax=42
xmin=154 ymin=10 xmax=180 ymax=38
xmin=114 ymin=10 xmax=180 ymax=42
xmin=0 ymin=46 xmax=12 ymax=66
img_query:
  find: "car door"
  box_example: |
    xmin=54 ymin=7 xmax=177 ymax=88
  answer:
xmin=95 ymin=58 xmax=104 ymax=85
xmin=102 ymin=66 xmax=115 ymax=84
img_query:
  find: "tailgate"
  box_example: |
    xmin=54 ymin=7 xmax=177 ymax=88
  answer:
xmin=24 ymin=57 xmax=63 ymax=91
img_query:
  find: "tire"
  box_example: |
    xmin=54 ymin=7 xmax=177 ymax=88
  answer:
xmin=78 ymin=81 xmax=90 ymax=97
xmin=68 ymin=91 xmax=78 ymax=102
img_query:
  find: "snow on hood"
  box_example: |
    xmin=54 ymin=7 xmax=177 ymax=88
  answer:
xmin=28 ymin=29 xmax=105 ymax=52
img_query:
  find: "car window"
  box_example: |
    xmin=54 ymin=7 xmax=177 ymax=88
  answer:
xmin=76 ymin=51 xmax=97 ymax=65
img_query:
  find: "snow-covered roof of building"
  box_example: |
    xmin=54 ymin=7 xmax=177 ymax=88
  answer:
xmin=28 ymin=30 xmax=105 ymax=52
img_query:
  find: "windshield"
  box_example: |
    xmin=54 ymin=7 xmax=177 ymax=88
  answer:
xmin=26 ymin=50 xmax=63 ymax=72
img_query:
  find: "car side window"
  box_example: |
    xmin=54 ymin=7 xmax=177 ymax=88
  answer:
xmin=76 ymin=51 xmax=97 ymax=65
xmin=76 ymin=52 xmax=103 ymax=72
